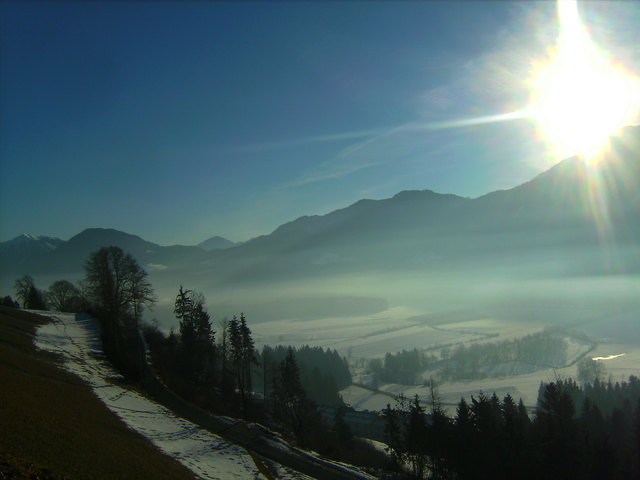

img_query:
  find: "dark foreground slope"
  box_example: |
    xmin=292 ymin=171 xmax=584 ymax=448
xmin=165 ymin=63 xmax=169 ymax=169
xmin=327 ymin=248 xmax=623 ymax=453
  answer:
xmin=0 ymin=306 xmax=196 ymax=480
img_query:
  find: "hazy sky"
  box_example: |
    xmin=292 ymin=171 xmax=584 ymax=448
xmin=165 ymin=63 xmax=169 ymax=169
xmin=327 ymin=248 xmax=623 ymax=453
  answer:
xmin=2 ymin=1 xmax=640 ymax=245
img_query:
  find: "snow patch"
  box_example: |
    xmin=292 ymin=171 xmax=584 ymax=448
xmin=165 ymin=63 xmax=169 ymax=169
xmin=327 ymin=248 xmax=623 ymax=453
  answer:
xmin=35 ymin=314 xmax=268 ymax=480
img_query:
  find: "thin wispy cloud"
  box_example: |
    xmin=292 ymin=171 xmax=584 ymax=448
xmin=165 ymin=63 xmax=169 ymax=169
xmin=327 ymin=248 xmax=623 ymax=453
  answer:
xmin=282 ymin=4 xmax=562 ymax=190
xmin=285 ymin=123 xmax=416 ymax=187
xmin=228 ymin=128 xmax=387 ymax=153
xmin=286 ymin=121 xmax=455 ymax=188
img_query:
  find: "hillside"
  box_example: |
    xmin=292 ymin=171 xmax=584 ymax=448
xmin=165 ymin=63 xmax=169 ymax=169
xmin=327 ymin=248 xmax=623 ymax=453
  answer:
xmin=5 ymin=309 xmax=374 ymax=480
xmin=212 ymin=126 xmax=640 ymax=282
xmin=0 ymin=306 xmax=196 ymax=480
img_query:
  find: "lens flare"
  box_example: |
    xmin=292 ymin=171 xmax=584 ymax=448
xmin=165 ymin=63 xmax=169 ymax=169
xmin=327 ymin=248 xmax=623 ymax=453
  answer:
xmin=527 ymin=0 xmax=640 ymax=162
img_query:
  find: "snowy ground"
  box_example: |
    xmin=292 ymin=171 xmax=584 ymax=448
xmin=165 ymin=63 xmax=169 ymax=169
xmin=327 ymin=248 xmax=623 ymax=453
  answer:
xmin=341 ymin=342 xmax=640 ymax=416
xmin=252 ymin=306 xmax=490 ymax=359
xmin=35 ymin=313 xmax=311 ymax=480
xmin=322 ymin=313 xmax=640 ymax=416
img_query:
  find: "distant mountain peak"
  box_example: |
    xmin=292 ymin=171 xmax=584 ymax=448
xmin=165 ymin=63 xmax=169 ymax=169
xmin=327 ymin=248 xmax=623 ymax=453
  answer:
xmin=391 ymin=189 xmax=465 ymax=201
xmin=4 ymin=233 xmax=62 ymax=246
xmin=197 ymin=236 xmax=236 ymax=251
xmin=9 ymin=233 xmax=40 ymax=243
xmin=392 ymin=189 xmax=436 ymax=199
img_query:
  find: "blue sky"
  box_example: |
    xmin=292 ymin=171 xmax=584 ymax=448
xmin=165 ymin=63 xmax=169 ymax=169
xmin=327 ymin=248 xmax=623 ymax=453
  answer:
xmin=2 ymin=1 xmax=640 ymax=245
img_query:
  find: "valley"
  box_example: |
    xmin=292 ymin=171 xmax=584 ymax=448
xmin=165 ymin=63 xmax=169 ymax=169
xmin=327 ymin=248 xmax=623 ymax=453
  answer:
xmin=1 ymin=127 xmax=639 ymax=439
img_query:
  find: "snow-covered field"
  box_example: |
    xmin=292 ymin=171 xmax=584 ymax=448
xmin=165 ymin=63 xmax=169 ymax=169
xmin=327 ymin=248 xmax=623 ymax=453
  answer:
xmin=341 ymin=341 xmax=640 ymax=416
xmin=265 ymin=309 xmax=640 ymax=416
xmin=252 ymin=306 xmax=494 ymax=359
xmin=35 ymin=313 xmax=311 ymax=480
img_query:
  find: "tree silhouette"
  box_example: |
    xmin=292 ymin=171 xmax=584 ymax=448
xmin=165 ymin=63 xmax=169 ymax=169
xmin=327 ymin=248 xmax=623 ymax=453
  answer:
xmin=274 ymin=347 xmax=316 ymax=445
xmin=14 ymin=275 xmax=45 ymax=309
xmin=14 ymin=275 xmax=34 ymax=308
xmin=84 ymin=246 xmax=154 ymax=324
xmin=84 ymin=246 xmax=154 ymax=371
xmin=46 ymin=280 xmax=82 ymax=312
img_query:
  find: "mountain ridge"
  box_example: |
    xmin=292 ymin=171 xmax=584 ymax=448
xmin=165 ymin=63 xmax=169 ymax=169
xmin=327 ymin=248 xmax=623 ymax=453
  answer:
xmin=197 ymin=236 xmax=236 ymax=251
xmin=2 ymin=126 xmax=639 ymax=292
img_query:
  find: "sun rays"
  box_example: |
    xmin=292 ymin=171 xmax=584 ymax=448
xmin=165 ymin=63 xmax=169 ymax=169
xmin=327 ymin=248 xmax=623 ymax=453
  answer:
xmin=527 ymin=0 xmax=640 ymax=163
xmin=431 ymin=0 xmax=640 ymax=164
xmin=424 ymin=0 xmax=640 ymax=247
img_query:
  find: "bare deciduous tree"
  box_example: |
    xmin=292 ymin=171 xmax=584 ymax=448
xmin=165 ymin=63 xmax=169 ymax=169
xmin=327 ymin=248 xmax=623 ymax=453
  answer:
xmin=84 ymin=246 xmax=154 ymax=325
xmin=46 ymin=280 xmax=81 ymax=312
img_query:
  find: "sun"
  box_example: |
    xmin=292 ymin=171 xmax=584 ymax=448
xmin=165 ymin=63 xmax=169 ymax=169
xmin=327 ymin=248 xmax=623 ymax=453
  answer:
xmin=527 ymin=0 xmax=640 ymax=162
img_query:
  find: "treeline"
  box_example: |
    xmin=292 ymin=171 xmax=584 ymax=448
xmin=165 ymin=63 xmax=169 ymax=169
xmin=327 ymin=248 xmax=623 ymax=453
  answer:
xmin=7 ymin=247 xmax=155 ymax=379
xmin=144 ymin=298 xmax=351 ymax=416
xmin=6 ymin=275 xmax=90 ymax=313
xmin=369 ymin=332 xmax=571 ymax=385
xmin=384 ymin=375 xmax=640 ymax=479
xmin=257 ymin=345 xmax=351 ymax=407
xmin=439 ymin=332 xmax=568 ymax=380
xmin=539 ymin=375 xmax=640 ymax=419
xmin=369 ymin=349 xmax=439 ymax=385
xmin=144 ymin=288 xmax=389 ymax=471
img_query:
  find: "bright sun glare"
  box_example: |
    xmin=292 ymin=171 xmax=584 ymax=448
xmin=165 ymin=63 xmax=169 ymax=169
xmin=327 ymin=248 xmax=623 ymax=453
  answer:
xmin=527 ymin=0 xmax=640 ymax=161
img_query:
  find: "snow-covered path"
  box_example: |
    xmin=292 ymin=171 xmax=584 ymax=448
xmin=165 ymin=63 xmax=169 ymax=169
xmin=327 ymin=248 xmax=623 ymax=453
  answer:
xmin=35 ymin=313 xmax=309 ymax=480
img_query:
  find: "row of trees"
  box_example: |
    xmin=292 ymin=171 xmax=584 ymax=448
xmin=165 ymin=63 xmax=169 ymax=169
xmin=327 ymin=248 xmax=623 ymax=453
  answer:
xmin=145 ymin=287 xmax=263 ymax=418
xmin=144 ymin=288 xmax=350 ymax=444
xmin=11 ymin=248 xmax=154 ymax=319
xmin=257 ymin=344 xmax=351 ymax=407
xmin=13 ymin=275 xmax=53 ymax=310
xmin=383 ymin=375 xmax=640 ymax=479
xmin=12 ymin=275 xmax=92 ymax=313
xmin=439 ymin=332 xmax=569 ymax=381
xmin=142 ymin=285 xmax=397 ymax=472
xmin=8 ymin=247 xmax=156 ymax=378
xmin=368 ymin=332 xmax=573 ymax=386
xmin=369 ymin=349 xmax=439 ymax=385
xmin=384 ymin=389 xmax=531 ymax=480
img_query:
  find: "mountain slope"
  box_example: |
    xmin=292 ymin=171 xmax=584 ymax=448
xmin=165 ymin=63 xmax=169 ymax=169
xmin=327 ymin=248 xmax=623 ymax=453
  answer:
xmin=1 ymin=228 xmax=208 ymax=278
xmin=2 ymin=127 xmax=638 ymax=299
xmin=0 ymin=234 xmax=64 ymax=274
xmin=196 ymin=126 xmax=640 ymax=285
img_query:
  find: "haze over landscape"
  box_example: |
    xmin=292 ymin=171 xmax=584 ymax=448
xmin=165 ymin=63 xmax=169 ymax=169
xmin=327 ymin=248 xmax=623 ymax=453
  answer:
xmin=2 ymin=1 xmax=640 ymax=479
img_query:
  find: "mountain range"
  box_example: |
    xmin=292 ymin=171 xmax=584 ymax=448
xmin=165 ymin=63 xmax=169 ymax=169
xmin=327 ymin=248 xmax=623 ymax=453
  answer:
xmin=0 ymin=230 xmax=236 ymax=276
xmin=2 ymin=126 xmax=639 ymax=323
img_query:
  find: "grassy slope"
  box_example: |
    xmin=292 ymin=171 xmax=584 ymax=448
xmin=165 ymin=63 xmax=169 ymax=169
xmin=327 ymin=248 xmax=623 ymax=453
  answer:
xmin=0 ymin=306 xmax=196 ymax=480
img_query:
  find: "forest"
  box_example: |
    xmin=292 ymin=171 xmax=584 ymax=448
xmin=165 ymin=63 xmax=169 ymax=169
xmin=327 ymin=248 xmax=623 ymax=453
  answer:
xmin=383 ymin=376 xmax=640 ymax=479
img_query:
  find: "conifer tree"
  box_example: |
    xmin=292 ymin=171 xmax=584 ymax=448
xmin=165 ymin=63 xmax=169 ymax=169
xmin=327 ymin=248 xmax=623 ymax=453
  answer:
xmin=226 ymin=314 xmax=256 ymax=416
xmin=454 ymin=397 xmax=475 ymax=478
xmin=175 ymin=286 xmax=195 ymax=344
xmin=407 ymin=395 xmax=428 ymax=479
xmin=383 ymin=402 xmax=405 ymax=468
xmin=239 ymin=313 xmax=256 ymax=399
xmin=274 ymin=347 xmax=316 ymax=445
xmin=173 ymin=286 xmax=215 ymax=389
